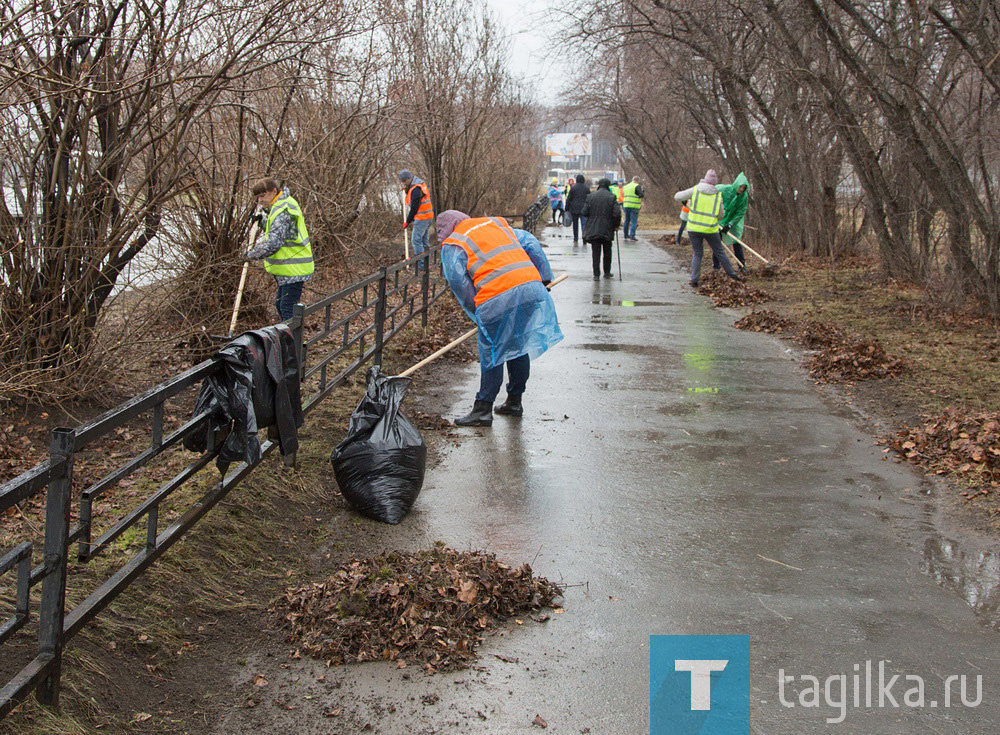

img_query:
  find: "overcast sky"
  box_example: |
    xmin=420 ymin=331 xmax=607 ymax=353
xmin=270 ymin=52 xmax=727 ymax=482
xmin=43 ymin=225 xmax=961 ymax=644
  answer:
xmin=484 ymin=0 xmax=563 ymax=102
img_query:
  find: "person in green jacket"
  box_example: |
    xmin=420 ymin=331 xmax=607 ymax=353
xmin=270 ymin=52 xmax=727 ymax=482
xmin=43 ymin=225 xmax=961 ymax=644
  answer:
xmin=712 ymin=172 xmax=750 ymax=273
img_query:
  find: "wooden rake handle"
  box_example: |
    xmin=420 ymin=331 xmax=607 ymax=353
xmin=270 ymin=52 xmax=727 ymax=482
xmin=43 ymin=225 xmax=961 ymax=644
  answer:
xmin=227 ymin=220 xmax=259 ymax=337
xmin=727 ymin=232 xmax=771 ymax=266
xmin=398 ymin=273 xmax=569 ymax=378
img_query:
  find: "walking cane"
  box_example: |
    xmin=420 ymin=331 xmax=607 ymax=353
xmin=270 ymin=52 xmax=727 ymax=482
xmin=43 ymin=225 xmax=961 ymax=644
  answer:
xmin=615 ymin=229 xmax=622 ymax=280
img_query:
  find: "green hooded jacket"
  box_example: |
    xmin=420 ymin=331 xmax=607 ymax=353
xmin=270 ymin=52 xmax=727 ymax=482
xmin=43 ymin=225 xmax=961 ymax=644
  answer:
xmin=717 ymin=172 xmax=750 ymax=229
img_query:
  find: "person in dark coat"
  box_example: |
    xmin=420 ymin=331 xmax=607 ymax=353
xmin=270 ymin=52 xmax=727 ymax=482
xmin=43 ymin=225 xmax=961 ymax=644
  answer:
xmin=582 ymin=178 xmax=622 ymax=280
xmin=564 ymin=174 xmax=591 ymax=246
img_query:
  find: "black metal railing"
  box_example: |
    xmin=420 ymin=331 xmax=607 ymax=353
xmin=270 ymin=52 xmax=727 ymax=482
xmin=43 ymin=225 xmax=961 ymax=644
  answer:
xmin=0 ymin=244 xmax=449 ymax=718
xmin=521 ymin=195 xmax=548 ymax=235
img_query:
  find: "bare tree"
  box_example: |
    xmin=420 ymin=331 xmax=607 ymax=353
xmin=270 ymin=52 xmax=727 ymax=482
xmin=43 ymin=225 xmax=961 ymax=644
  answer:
xmin=383 ymin=0 xmax=543 ymax=216
xmin=0 ymin=0 xmax=364 ymax=397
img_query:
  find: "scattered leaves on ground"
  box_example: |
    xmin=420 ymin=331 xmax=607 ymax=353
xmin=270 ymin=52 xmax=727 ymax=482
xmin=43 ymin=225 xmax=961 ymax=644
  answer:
xmin=886 ymin=409 xmax=1000 ymax=498
xmin=734 ymin=310 xmax=906 ymax=383
xmin=276 ymin=545 xmax=562 ymax=672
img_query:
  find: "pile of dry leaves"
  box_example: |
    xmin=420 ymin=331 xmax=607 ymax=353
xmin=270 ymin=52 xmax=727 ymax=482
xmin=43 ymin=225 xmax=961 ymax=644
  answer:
xmin=735 ymin=310 xmax=906 ymax=383
xmin=732 ymin=310 xmax=795 ymax=334
xmin=276 ymin=545 xmax=563 ymax=673
xmin=887 ymin=409 xmax=1000 ymax=497
xmin=696 ymin=271 xmax=771 ymax=308
xmin=805 ymin=337 xmax=906 ymax=383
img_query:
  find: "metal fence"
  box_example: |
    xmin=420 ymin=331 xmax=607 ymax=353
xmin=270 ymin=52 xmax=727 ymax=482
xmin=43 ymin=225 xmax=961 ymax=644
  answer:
xmin=0 ymin=244 xmax=450 ymax=718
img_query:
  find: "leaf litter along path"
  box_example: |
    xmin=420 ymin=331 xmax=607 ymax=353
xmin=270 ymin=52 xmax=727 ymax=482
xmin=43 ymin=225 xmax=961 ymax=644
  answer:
xmin=275 ymin=545 xmax=563 ymax=674
xmin=734 ymin=309 xmax=907 ymax=383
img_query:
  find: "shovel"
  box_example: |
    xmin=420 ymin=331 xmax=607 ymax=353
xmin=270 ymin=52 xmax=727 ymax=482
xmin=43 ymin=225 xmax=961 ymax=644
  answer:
xmin=211 ymin=219 xmax=259 ymax=341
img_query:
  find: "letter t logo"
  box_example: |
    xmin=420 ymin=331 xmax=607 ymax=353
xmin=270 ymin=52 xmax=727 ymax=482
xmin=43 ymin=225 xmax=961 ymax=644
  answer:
xmin=675 ymin=660 xmax=729 ymax=710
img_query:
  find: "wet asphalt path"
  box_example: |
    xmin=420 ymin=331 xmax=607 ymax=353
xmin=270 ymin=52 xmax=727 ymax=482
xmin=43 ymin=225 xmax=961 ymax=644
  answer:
xmin=222 ymin=228 xmax=1000 ymax=734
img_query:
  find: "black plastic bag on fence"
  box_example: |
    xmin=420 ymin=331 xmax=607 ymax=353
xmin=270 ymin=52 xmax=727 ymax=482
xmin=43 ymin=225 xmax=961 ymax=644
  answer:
xmin=331 ymin=366 xmax=426 ymax=524
xmin=184 ymin=325 xmax=302 ymax=470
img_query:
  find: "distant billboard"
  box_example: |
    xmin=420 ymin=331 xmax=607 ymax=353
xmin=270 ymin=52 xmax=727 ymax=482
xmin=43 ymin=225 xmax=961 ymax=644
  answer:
xmin=545 ymin=133 xmax=592 ymax=158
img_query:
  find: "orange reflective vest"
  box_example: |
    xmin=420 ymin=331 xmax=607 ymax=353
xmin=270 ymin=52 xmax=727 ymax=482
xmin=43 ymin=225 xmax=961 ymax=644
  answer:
xmin=444 ymin=217 xmax=541 ymax=307
xmin=406 ymin=180 xmax=434 ymax=221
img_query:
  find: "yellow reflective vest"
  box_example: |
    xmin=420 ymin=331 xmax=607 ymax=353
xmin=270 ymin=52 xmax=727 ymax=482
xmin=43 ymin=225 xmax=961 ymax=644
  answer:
xmin=687 ymin=188 xmax=722 ymax=233
xmin=623 ymin=182 xmax=642 ymax=209
xmin=264 ymin=194 xmax=314 ymax=277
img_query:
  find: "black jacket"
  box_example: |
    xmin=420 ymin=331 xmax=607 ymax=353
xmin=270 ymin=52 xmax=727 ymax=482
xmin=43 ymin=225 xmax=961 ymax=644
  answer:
xmin=185 ymin=324 xmax=303 ymax=470
xmin=581 ymin=188 xmax=622 ymax=243
xmin=566 ymin=182 xmax=591 ymax=215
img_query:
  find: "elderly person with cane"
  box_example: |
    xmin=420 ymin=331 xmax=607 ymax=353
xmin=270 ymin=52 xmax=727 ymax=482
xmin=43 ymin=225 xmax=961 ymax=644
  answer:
xmin=436 ymin=210 xmax=563 ymax=426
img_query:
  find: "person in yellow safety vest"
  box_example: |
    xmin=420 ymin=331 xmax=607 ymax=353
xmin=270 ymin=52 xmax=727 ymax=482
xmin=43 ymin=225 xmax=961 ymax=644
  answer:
xmin=399 ymin=169 xmax=435 ymax=271
xmin=435 ymin=210 xmax=563 ymax=426
xmin=673 ymin=169 xmax=742 ymax=288
xmin=621 ymin=176 xmax=645 ymax=240
xmin=247 ymin=178 xmax=314 ymax=321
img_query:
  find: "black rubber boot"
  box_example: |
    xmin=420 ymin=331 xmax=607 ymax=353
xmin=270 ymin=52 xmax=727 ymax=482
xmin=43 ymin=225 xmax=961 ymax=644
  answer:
xmin=494 ymin=394 xmax=523 ymax=417
xmin=454 ymin=400 xmax=493 ymax=427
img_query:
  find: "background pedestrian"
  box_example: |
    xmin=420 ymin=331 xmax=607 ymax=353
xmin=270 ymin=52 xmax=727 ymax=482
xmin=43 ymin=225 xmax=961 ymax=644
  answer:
xmin=622 ymin=176 xmax=644 ymax=240
xmin=582 ymin=178 xmax=622 ymax=280
xmin=565 ymin=174 xmax=590 ymax=246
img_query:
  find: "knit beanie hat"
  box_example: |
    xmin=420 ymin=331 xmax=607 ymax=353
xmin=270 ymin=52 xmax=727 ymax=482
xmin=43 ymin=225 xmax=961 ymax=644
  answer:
xmin=701 ymin=169 xmax=718 ymax=185
xmin=398 ymin=169 xmax=412 ymax=182
xmin=435 ymin=210 xmax=470 ymax=244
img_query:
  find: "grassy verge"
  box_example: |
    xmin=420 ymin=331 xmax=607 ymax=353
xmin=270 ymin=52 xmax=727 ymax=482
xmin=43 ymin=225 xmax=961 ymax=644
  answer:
xmin=0 ymin=304 xmax=474 ymax=734
xmin=731 ymin=253 xmax=1000 ymax=524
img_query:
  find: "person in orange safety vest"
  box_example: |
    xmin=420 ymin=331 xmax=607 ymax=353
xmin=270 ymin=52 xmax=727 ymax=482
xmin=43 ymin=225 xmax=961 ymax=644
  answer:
xmin=435 ymin=210 xmax=563 ymax=426
xmin=400 ymin=169 xmax=435 ymax=269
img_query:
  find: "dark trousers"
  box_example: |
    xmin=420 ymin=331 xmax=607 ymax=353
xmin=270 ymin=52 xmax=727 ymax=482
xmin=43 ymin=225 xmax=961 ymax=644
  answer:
xmin=569 ymin=212 xmax=587 ymax=242
xmin=275 ymin=280 xmax=304 ymax=321
xmin=689 ymin=231 xmax=737 ymax=284
xmin=477 ymin=354 xmax=530 ymax=403
xmin=677 ymin=220 xmax=688 ymax=242
xmin=590 ymin=239 xmax=613 ymax=276
xmin=712 ymin=240 xmax=745 ymax=269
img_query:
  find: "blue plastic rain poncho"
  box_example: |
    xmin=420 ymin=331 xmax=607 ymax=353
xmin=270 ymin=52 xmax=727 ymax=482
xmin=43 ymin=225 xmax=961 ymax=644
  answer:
xmin=442 ymin=227 xmax=563 ymax=371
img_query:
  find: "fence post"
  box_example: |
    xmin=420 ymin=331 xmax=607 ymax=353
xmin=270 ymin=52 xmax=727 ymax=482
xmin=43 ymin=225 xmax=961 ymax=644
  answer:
xmin=291 ymin=302 xmax=306 ymax=386
xmin=37 ymin=427 xmax=75 ymax=708
xmin=374 ymin=267 xmax=387 ymax=367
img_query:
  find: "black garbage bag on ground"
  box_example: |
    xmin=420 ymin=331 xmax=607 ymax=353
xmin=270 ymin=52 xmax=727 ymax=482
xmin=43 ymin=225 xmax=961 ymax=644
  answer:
xmin=331 ymin=366 xmax=426 ymax=524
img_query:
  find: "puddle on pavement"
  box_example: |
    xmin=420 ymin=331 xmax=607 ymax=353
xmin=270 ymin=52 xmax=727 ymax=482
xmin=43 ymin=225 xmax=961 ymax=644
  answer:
xmin=581 ymin=314 xmax=646 ymax=325
xmin=591 ymin=295 xmax=677 ymax=307
xmin=866 ymin=481 xmax=1000 ymax=630
xmin=922 ymin=534 xmax=1000 ymax=630
xmin=573 ymin=343 xmax=667 ymax=356
xmin=658 ymin=403 xmax=703 ymax=416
